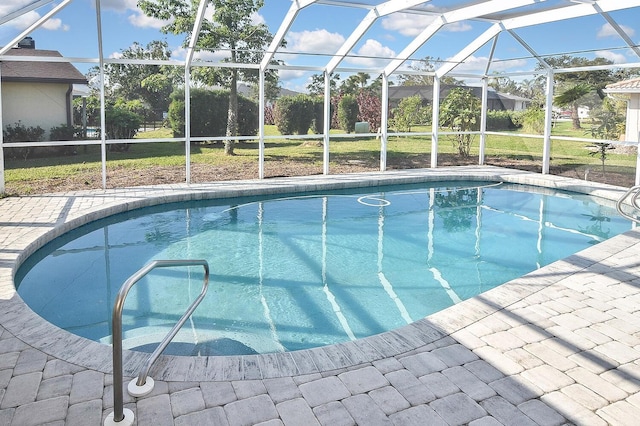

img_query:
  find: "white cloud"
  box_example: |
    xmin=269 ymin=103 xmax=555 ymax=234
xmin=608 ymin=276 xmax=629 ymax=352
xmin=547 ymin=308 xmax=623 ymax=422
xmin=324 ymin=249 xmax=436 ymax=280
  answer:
xmin=0 ymin=1 xmax=70 ymax=32
xmin=346 ymin=39 xmax=396 ymax=68
xmin=382 ymin=13 xmax=471 ymax=37
xmin=283 ymin=81 xmax=308 ymax=94
xmin=595 ymin=50 xmax=627 ymax=64
xmin=445 ymin=55 xmax=528 ymax=74
xmin=597 ymin=23 xmax=635 ymax=38
xmin=251 ymin=11 xmax=266 ymax=26
xmin=279 ymin=68 xmax=308 ymax=82
xmin=285 ymin=29 xmax=345 ymax=55
xmin=100 ymin=0 xmax=139 ymax=13
xmin=41 ymin=18 xmax=69 ymax=32
xmin=128 ymin=12 xmax=169 ymax=30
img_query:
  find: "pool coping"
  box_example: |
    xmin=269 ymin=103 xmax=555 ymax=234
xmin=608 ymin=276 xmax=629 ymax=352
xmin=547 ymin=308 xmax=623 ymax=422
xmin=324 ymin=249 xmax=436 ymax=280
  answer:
xmin=0 ymin=165 xmax=634 ymax=382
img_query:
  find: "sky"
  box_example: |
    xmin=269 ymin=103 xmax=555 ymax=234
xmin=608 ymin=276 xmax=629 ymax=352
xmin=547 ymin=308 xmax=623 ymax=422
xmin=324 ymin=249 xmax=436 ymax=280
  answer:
xmin=1 ymin=0 xmax=640 ymax=93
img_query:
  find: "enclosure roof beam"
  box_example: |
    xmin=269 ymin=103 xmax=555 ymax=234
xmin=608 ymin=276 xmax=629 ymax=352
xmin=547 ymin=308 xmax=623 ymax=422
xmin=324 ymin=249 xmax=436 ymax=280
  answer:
xmin=325 ymin=0 xmax=432 ymax=74
xmin=260 ymin=0 xmax=319 ymax=71
xmin=384 ymin=0 xmax=542 ymax=77
xmin=484 ymin=35 xmax=499 ymax=76
xmin=184 ymin=0 xmax=209 ymax=68
xmin=436 ymin=0 xmax=640 ymax=78
xmin=502 ymin=0 xmax=640 ymax=29
xmin=435 ymin=23 xmax=502 ymax=78
xmin=0 ymin=0 xmax=73 ymax=56
xmin=507 ymin=29 xmax=550 ymax=70
xmin=0 ymin=0 xmax=56 ymax=26
xmin=597 ymin=10 xmax=640 ymax=60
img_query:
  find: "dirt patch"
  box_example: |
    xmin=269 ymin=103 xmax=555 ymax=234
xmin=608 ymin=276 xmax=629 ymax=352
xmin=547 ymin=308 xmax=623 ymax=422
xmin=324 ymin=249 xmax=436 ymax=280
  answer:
xmin=3 ymin=154 xmax=635 ymax=195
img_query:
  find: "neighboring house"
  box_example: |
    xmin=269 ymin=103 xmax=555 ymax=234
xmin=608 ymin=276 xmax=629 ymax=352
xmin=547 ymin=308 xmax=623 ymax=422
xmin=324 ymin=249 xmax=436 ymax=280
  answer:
xmin=603 ymin=77 xmax=640 ymax=142
xmin=1 ymin=37 xmax=87 ymax=138
xmin=387 ymin=84 xmax=531 ymax=111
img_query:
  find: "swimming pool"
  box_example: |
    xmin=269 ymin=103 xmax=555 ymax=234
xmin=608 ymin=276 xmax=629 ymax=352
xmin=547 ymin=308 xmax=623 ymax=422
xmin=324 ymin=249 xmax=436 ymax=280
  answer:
xmin=16 ymin=180 xmax=631 ymax=356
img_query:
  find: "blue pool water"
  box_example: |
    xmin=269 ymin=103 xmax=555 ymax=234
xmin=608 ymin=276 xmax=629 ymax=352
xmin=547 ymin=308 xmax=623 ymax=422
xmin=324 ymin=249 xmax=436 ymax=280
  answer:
xmin=16 ymin=181 xmax=631 ymax=356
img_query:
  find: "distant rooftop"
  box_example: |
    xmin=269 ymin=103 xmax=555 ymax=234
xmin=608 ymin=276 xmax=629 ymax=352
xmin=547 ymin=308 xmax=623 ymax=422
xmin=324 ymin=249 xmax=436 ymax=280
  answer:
xmin=605 ymin=77 xmax=640 ymax=94
xmin=1 ymin=47 xmax=87 ymax=84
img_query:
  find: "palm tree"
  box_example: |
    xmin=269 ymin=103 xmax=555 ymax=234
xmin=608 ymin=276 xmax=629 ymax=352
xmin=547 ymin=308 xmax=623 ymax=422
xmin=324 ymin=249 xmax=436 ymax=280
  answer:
xmin=553 ymin=83 xmax=592 ymax=130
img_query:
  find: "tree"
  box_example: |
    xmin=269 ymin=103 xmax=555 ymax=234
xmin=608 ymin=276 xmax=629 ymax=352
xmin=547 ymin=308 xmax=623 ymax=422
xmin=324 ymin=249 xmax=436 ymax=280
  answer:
xmin=488 ymin=74 xmax=519 ymax=95
xmin=307 ymin=73 xmax=341 ymax=96
xmin=589 ymin=96 xmax=625 ymax=141
xmin=554 ymin=83 xmax=592 ymax=130
xmin=337 ymin=95 xmax=359 ymax=133
xmin=103 ymin=40 xmax=176 ymax=119
xmin=138 ymin=0 xmax=279 ymax=155
xmin=439 ymin=88 xmax=480 ymax=157
xmin=541 ymin=56 xmax=616 ymax=130
xmin=248 ymin=78 xmax=282 ymax=103
xmin=389 ymin=95 xmax=430 ymax=133
xmin=517 ymin=78 xmax=546 ymax=105
xmin=396 ymin=56 xmax=462 ymax=86
xmin=340 ymin=72 xmax=370 ymax=95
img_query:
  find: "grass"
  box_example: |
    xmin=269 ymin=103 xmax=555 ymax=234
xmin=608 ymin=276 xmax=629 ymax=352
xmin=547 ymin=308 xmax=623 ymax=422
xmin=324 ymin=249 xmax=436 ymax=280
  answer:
xmin=3 ymin=121 xmax=637 ymax=189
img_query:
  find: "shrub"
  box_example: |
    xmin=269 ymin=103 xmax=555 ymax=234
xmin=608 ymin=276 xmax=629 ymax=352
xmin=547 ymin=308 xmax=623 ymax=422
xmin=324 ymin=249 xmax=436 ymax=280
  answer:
xmin=357 ymin=91 xmax=382 ymax=133
xmin=338 ymin=95 xmax=359 ymax=133
xmin=311 ymin=97 xmax=325 ymax=134
xmin=168 ymin=89 xmax=258 ymax=139
xmin=390 ymin=95 xmax=430 ymax=133
xmin=486 ymin=110 xmax=518 ymax=131
xmin=105 ymin=101 xmax=143 ymax=152
xmin=49 ymin=124 xmax=80 ymax=155
xmin=521 ymin=105 xmax=545 ymax=134
xmin=3 ymin=121 xmax=45 ymax=159
xmin=73 ymin=95 xmax=101 ymax=127
xmin=440 ymin=88 xmax=480 ymax=157
xmin=510 ymin=110 xmax=526 ymax=128
xmin=264 ymin=104 xmax=275 ymax=125
xmin=274 ymin=95 xmax=315 ymax=135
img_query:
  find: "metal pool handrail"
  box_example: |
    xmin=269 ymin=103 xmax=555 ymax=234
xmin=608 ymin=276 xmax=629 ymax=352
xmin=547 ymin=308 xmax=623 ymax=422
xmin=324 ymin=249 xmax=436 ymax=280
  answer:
xmin=616 ymin=185 xmax=640 ymax=224
xmin=106 ymin=259 xmax=209 ymax=426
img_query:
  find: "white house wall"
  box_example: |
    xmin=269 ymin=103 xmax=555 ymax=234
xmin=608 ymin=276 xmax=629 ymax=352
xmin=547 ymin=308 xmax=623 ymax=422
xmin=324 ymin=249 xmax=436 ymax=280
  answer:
xmin=626 ymin=94 xmax=640 ymax=142
xmin=2 ymin=81 xmax=69 ymax=137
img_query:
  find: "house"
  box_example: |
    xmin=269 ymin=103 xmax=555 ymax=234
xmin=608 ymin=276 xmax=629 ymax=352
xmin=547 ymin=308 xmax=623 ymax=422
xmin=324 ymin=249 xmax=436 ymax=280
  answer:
xmin=603 ymin=77 xmax=640 ymax=142
xmin=387 ymin=84 xmax=531 ymax=111
xmin=1 ymin=37 xmax=87 ymax=138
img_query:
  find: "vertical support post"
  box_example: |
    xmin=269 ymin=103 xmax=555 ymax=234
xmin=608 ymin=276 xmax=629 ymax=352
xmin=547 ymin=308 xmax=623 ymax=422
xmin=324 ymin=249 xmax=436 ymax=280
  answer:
xmin=479 ymin=77 xmax=488 ymax=165
xmin=258 ymin=71 xmax=265 ymax=179
xmin=0 ymin=65 xmax=5 ymax=195
xmin=380 ymin=73 xmax=389 ymax=171
xmin=542 ymin=69 xmax=554 ymax=175
xmin=636 ymin=132 xmax=640 ymax=186
xmin=185 ymin=68 xmax=191 ymax=184
xmin=323 ymin=71 xmax=331 ymax=175
xmin=431 ymin=76 xmax=440 ymax=168
xmin=96 ymin=0 xmax=107 ymax=190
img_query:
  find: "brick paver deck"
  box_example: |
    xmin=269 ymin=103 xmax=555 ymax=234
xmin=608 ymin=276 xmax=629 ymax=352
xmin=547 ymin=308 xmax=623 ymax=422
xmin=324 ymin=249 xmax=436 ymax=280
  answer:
xmin=1 ymin=166 xmax=639 ymax=425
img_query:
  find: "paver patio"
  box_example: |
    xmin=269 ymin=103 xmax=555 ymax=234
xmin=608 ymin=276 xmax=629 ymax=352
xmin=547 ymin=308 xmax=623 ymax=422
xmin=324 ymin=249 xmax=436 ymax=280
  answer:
xmin=1 ymin=166 xmax=639 ymax=425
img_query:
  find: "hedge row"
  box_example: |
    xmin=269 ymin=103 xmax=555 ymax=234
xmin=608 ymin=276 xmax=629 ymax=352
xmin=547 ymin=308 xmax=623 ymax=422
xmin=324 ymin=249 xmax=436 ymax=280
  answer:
xmin=168 ymin=89 xmax=258 ymax=138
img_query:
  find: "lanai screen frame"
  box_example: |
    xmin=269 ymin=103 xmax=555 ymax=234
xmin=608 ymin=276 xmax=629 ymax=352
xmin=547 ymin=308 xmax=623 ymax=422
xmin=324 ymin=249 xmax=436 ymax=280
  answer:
xmin=2 ymin=0 xmax=640 ymax=193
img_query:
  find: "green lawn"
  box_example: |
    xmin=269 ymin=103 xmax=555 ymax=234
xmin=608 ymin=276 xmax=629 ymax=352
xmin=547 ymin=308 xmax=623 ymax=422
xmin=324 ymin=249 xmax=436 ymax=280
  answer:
xmin=4 ymin=121 xmax=637 ymax=191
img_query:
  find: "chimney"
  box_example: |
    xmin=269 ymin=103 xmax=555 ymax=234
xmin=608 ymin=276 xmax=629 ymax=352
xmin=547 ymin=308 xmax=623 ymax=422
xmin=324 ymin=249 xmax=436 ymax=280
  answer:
xmin=18 ymin=37 xmax=35 ymax=49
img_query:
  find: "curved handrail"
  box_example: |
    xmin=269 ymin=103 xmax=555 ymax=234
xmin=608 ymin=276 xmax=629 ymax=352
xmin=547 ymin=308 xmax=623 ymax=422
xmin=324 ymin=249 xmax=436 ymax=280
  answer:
xmin=616 ymin=185 xmax=640 ymax=224
xmin=109 ymin=259 xmax=209 ymax=425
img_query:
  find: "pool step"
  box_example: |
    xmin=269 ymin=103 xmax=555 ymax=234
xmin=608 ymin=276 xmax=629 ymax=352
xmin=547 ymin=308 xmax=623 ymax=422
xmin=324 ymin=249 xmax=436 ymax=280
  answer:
xmin=98 ymin=325 xmax=282 ymax=356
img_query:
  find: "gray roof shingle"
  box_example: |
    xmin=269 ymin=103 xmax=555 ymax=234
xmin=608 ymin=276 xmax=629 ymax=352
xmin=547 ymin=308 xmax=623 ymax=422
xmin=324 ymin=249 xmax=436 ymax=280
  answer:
xmin=1 ymin=48 xmax=87 ymax=84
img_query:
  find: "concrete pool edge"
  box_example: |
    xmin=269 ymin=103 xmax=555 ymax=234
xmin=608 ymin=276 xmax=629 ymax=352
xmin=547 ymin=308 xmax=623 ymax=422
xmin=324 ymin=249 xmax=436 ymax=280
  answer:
xmin=0 ymin=165 xmax=634 ymax=381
